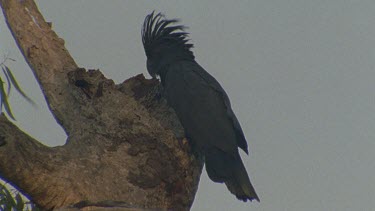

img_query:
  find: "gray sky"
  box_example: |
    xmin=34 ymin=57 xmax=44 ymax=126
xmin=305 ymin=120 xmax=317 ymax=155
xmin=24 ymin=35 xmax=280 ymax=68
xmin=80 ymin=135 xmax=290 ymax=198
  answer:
xmin=1 ymin=1 xmax=375 ymax=210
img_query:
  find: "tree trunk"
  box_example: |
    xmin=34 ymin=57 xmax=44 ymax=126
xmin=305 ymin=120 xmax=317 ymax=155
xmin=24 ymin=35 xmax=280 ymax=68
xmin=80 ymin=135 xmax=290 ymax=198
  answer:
xmin=0 ymin=0 xmax=203 ymax=210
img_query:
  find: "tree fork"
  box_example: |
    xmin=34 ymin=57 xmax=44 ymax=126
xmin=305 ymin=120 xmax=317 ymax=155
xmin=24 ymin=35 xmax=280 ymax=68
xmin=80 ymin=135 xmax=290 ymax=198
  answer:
xmin=0 ymin=0 xmax=203 ymax=210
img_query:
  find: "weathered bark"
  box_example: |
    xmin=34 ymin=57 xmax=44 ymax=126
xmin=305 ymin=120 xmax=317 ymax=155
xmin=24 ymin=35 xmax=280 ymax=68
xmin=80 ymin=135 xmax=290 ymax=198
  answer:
xmin=0 ymin=0 xmax=203 ymax=210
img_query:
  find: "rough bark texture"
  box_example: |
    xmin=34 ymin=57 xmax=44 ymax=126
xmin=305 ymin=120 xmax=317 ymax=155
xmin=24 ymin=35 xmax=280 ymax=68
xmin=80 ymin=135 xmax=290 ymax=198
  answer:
xmin=0 ymin=0 xmax=203 ymax=210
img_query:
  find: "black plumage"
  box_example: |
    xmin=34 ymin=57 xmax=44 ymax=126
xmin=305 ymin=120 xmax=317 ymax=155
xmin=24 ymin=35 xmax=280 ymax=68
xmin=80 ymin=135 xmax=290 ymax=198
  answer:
xmin=142 ymin=11 xmax=259 ymax=202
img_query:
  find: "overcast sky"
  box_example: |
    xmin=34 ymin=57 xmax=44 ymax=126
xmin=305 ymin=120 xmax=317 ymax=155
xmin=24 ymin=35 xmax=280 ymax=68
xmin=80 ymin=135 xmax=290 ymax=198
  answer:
xmin=1 ymin=1 xmax=375 ymax=211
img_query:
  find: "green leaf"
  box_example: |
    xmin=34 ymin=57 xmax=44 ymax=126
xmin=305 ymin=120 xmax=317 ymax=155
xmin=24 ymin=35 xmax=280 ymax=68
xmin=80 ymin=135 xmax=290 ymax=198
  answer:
xmin=3 ymin=65 xmax=35 ymax=106
xmin=0 ymin=77 xmax=15 ymax=120
xmin=15 ymin=193 xmax=24 ymax=211
xmin=2 ymin=185 xmax=15 ymax=211
xmin=1 ymin=66 xmax=11 ymax=95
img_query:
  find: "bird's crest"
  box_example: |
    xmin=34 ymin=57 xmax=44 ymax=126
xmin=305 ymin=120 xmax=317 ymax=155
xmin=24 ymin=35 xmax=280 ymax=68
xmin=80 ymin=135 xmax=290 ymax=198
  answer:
xmin=142 ymin=11 xmax=194 ymax=60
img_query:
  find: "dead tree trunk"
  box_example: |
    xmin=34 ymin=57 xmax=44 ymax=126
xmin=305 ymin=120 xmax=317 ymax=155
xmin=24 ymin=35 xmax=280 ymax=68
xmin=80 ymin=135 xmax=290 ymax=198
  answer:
xmin=0 ymin=0 xmax=203 ymax=210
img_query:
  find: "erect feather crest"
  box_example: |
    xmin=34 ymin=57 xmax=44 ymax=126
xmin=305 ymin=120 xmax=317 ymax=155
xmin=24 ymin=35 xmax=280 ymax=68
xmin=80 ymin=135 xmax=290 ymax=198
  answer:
xmin=142 ymin=11 xmax=194 ymax=59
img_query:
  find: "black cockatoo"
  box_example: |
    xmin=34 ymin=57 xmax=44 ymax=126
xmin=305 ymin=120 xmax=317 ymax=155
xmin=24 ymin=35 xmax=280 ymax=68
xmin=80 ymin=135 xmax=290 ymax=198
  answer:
xmin=142 ymin=11 xmax=259 ymax=202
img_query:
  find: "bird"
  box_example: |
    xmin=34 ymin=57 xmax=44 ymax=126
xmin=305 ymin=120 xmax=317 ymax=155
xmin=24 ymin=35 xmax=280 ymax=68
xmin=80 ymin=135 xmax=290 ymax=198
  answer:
xmin=141 ymin=11 xmax=259 ymax=202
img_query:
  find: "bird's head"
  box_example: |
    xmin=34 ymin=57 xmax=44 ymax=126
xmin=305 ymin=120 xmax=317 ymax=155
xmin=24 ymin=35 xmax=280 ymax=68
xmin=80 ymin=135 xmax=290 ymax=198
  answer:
xmin=142 ymin=11 xmax=194 ymax=78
